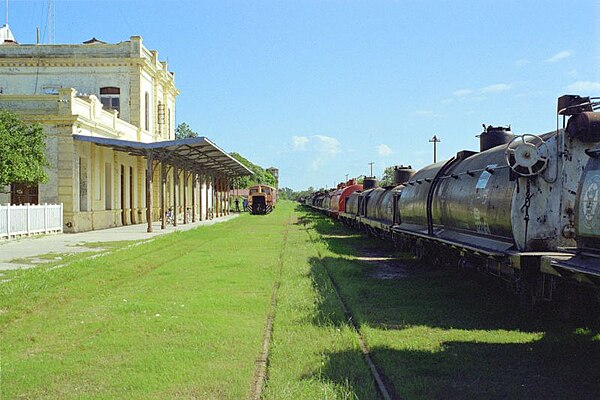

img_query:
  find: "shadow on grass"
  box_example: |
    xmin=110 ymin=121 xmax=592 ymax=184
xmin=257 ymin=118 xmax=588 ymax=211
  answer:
xmin=298 ymin=205 xmax=600 ymax=399
xmin=315 ymin=332 xmax=600 ymax=400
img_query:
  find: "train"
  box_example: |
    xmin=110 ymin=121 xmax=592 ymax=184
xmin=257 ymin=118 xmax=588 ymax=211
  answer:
xmin=247 ymin=184 xmax=277 ymax=214
xmin=302 ymin=94 xmax=600 ymax=315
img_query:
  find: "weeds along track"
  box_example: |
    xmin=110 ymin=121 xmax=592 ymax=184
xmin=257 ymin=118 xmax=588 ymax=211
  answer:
xmin=303 ymin=223 xmax=398 ymax=400
xmin=248 ymin=212 xmax=292 ymax=400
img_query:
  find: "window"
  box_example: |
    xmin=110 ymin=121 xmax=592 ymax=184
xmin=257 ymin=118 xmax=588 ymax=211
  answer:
xmin=145 ymin=92 xmax=150 ymax=131
xmin=100 ymin=87 xmax=120 ymax=112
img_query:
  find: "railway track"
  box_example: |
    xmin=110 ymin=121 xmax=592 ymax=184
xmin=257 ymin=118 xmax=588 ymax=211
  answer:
xmin=248 ymin=212 xmax=292 ymax=400
xmin=303 ymin=223 xmax=399 ymax=400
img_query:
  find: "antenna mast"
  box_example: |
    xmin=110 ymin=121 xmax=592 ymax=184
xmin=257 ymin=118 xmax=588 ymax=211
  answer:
xmin=6 ymin=0 xmax=8 ymax=26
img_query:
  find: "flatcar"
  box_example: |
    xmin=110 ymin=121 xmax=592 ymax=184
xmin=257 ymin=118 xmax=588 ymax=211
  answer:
xmin=247 ymin=184 xmax=277 ymax=214
xmin=303 ymin=94 xmax=600 ymax=315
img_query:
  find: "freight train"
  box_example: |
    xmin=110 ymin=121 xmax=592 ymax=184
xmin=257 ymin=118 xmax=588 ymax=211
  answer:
xmin=303 ymin=95 xmax=600 ymax=314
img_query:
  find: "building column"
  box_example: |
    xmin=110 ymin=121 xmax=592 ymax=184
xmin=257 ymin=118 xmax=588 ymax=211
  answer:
xmin=183 ymin=167 xmax=188 ymax=224
xmin=161 ymin=162 xmax=167 ymax=230
xmin=191 ymin=172 xmax=196 ymax=223
xmin=199 ymin=174 xmax=204 ymax=221
xmin=173 ymin=164 xmax=178 ymax=227
xmin=145 ymin=154 xmax=154 ymax=233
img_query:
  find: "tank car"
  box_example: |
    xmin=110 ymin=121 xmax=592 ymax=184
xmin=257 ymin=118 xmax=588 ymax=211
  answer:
xmin=392 ymin=95 xmax=600 ymax=307
xmin=306 ymin=95 xmax=600 ymax=312
xmin=328 ymin=179 xmax=363 ymax=218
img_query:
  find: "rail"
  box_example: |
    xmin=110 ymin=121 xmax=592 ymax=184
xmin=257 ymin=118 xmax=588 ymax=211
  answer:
xmin=0 ymin=203 xmax=63 ymax=239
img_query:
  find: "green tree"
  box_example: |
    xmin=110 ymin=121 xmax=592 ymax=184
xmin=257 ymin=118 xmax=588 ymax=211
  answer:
xmin=175 ymin=122 xmax=198 ymax=140
xmin=380 ymin=166 xmax=395 ymax=186
xmin=278 ymin=187 xmax=294 ymax=200
xmin=0 ymin=110 xmax=49 ymax=192
xmin=229 ymin=152 xmax=276 ymax=188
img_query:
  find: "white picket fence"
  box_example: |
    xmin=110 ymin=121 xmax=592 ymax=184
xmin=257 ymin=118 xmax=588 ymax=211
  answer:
xmin=0 ymin=203 xmax=63 ymax=239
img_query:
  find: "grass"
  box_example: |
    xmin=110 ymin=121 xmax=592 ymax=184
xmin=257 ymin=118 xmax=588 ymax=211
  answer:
xmin=0 ymin=205 xmax=289 ymax=399
xmin=2 ymin=202 xmax=599 ymax=399
xmin=298 ymin=208 xmax=600 ymax=399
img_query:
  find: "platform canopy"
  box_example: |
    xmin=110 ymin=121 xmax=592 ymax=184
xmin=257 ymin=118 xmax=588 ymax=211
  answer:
xmin=73 ymin=135 xmax=253 ymax=176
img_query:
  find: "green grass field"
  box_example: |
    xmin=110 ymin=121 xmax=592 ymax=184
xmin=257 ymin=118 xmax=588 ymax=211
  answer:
xmin=2 ymin=201 xmax=599 ymax=399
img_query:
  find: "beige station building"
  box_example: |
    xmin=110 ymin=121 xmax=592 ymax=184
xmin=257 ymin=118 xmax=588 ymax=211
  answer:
xmin=0 ymin=28 xmax=252 ymax=232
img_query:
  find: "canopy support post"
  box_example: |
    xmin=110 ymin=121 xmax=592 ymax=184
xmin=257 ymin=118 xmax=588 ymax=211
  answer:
xmin=145 ymin=153 xmax=154 ymax=233
xmin=161 ymin=161 xmax=167 ymax=230
xmin=191 ymin=171 xmax=196 ymax=223
xmin=183 ymin=167 xmax=188 ymax=224
xmin=173 ymin=164 xmax=178 ymax=227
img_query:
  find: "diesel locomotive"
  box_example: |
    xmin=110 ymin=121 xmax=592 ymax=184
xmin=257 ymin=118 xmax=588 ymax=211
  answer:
xmin=304 ymin=95 xmax=600 ymax=312
xmin=247 ymin=184 xmax=277 ymax=214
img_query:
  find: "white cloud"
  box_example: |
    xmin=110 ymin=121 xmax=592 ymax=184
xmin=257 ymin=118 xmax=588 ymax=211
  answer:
xmin=481 ymin=83 xmax=511 ymax=93
xmin=546 ymin=50 xmax=572 ymax=63
xmin=453 ymin=89 xmax=472 ymax=97
xmin=567 ymin=69 xmax=578 ymax=78
xmin=291 ymin=134 xmax=342 ymax=172
xmin=377 ymin=144 xmax=393 ymax=157
xmin=291 ymin=136 xmax=309 ymax=151
xmin=566 ymin=81 xmax=600 ymax=92
xmin=451 ymin=83 xmax=511 ymax=99
xmin=313 ymin=135 xmax=341 ymax=155
xmin=515 ymin=59 xmax=531 ymax=66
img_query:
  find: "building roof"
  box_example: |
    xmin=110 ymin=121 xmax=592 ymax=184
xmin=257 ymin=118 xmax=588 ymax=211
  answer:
xmin=73 ymin=135 xmax=253 ymax=177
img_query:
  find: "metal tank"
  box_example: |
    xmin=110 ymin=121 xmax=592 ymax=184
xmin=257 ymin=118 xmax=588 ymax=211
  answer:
xmin=397 ymin=161 xmax=447 ymax=230
xmin=575 ymin=145 xmax=600 ymax=250
xmin=363 ymin=177 xmax=377 ymax=190
xmin=431 ymin=146 xmax=515 ymax=248
xmin=338 ymin=183 xmax=363 ymax=213
xmin=364 ymin=187 xmax=388 ymax=220
xmin=373 ymin=186 xmax=401 ymax=225
xmin=394 ymin=165 xmax=416 ymax=185
xmin=478 ymin=125 xmax=515 ymax=152
xmin=345 ymin=192 xmax=360 ymax=216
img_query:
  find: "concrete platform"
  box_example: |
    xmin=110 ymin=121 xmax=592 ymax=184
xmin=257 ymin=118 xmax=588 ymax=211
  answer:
xmin=0 ymin=214 xmax=240 ymax=271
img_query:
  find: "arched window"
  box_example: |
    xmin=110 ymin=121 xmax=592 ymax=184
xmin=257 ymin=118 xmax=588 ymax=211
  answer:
xmin=100 ymin=87 xmax=120 ymax=112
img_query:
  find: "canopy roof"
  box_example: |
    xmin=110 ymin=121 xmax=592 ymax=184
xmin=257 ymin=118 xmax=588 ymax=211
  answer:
xmin=73 ymin=135 xmax=253 ymax=176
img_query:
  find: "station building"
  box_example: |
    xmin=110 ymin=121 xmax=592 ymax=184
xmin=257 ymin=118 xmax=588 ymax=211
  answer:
xmin=0 ymin=30 xmax=252 ymax=232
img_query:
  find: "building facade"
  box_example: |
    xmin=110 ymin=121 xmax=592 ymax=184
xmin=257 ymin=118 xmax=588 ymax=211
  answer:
xmin=0 ymin=35 xmax=249 ymax=232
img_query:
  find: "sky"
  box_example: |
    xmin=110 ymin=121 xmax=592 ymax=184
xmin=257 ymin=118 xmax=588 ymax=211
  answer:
xmin=3 ymin=0 xmax=600 ymax=190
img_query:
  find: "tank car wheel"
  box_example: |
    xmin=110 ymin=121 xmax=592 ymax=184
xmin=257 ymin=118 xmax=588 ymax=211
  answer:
xmin=504 ymin=134 xmax=550 ymax=177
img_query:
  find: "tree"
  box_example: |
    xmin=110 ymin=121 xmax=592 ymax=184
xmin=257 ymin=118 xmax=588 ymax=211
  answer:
xmin=0 ymin=110 xmax=49 ymax=192
xmin=175 ymin=122 xmax=198 ymax=140
xmin=229 ymin=152 xmax=276 ymax=188
xmin=380 ymin=166 xmax=395 ymax=186
xmin=278 ymin=187 xmax=294 ymax=200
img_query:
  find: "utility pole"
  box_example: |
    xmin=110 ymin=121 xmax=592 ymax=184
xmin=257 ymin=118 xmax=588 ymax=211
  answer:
xmin=429 ymin=135 xmax=441 ymax=163
xmin=368 ymin=162 xmax=374 ymax=177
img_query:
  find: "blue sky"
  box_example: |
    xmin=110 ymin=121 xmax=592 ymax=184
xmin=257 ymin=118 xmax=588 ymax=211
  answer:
xmin=4 ymin=0 xmax=600 ymax=190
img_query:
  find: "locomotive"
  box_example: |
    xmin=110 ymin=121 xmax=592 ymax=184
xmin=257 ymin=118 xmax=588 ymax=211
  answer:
xmin=247 ymin=184 xmax=277 ymax=214
xmin=304 ymin=95 xmax=600 ymax=312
